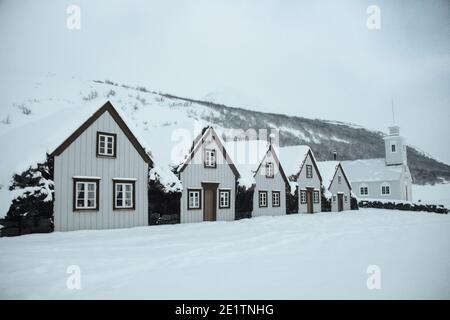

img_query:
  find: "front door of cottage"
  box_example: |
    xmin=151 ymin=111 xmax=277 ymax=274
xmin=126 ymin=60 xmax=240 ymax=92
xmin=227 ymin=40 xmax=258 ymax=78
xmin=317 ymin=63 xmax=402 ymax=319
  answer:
xmin=202 ymin=182 xmax=219 ymax=221
xmin=306 ymin=188 xmax=314 ymax=213
xmin=338 ymin=193 xmax=344 ymax=212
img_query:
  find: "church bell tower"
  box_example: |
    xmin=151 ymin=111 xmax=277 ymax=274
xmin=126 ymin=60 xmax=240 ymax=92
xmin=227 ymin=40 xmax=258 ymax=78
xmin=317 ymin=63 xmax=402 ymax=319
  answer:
xmin=383 ymin=125 xmax=407 ymax=166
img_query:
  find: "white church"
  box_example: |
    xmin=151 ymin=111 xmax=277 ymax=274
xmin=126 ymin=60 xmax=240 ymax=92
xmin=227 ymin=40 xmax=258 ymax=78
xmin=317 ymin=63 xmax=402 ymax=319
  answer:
xmin=341 ymin=125 xmax=413 ymax=201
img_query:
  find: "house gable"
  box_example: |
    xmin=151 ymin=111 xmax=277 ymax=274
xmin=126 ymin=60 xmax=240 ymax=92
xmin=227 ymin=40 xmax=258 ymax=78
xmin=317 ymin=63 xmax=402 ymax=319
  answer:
xmin=297 ymin=150 xmax=323 ymax=183
xmin=254 ymin=145 xmax=290 ymax=188
xmin=51 ymin=101 xmax=153 ymax=165
xmin=329 ymin=164 xmax=352 ymax=191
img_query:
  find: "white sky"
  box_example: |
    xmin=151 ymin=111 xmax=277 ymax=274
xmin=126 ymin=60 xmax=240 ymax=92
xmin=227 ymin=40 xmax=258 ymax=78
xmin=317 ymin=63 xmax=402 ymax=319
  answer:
xmin=0 ymin=0 xmax=449 ymax=163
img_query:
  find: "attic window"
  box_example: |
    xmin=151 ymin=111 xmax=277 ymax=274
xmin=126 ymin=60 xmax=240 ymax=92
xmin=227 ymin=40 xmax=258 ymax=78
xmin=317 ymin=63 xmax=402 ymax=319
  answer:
xmin=204 ymin=149 xmax=216 ymax=168
xmin=97 ymin=132 xmax=116 ymax=157
xmin=338 ymin=175 xmax=342 ymax=184
xmin=306 ymin=165 xmax=313 ymax=178
xmin=266 ymin=162 xmax=274 ymax=178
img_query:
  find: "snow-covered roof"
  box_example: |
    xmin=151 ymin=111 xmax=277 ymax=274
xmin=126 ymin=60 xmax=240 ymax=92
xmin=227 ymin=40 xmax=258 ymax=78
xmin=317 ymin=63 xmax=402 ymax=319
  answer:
xmin=317 ymin=161 xmax=340 ymax=189
xmin=341 ymin=158 xmax=403 ymax=183
xmin=278 ymin=145 xmax=312 ymax=177
xmin=225 ymin=140 xmax=270 ymax=188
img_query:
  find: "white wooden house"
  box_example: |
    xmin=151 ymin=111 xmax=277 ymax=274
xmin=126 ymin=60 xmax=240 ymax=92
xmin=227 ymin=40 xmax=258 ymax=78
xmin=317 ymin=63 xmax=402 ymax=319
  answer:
xmin=51 ymin=101 xmax=153 ymax=231
xmin=341 ymin=126 xmax=413 ymax=201
xmin=176 ymin=127 xmax=240 ymax=223
xmin=280 ymin=146 xmax=323 ymax=213
xmin=226 ymin=140 xmax=290 ymax=217
xmin=317 ymin=161 xmax=352 ymax=212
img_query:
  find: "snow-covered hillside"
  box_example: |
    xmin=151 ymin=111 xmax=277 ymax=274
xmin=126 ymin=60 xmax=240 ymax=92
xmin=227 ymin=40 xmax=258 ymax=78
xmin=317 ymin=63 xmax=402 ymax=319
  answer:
xmin=0 ymin=209 xmax=449 ymax=299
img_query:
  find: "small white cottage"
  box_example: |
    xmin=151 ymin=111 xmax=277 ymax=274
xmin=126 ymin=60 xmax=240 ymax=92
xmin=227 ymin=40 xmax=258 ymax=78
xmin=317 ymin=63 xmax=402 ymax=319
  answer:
xmin=280 ymin=146 xmax=323 ymax=214
xmin=341 ymin=126 xmax=413 ymax=201
xmin=51 ymin=101 xmax=153 ymax=231
xmin=226 ymin=140 xmax=290 ymax=217
xmin=176 ymin=126 xmax=240 ymax=223
xmin=317 ymin=161 xmax=352 ymax=212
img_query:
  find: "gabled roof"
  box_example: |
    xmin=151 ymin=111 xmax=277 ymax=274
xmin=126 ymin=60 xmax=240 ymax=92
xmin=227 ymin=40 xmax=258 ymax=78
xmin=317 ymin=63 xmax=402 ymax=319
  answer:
xmin=51 ymin=101 xmax=153 ymax=165
xmin=176 ymin=126 xmax=240 ymax=178
xmin=317 ymin=161 xmax=352 ymax=191
xmin=279 ymin=145 xmax=323 ymax=182
xmin=255 ymin=145 xmax=291 ymax=187
xmin=341 ymin=158 xmax=404 ymax=183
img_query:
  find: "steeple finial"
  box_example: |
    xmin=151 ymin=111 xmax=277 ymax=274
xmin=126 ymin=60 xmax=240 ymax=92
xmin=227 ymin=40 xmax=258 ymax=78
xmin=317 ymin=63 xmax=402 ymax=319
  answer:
xmin=391 ymin=98 xmax=396 ymax=125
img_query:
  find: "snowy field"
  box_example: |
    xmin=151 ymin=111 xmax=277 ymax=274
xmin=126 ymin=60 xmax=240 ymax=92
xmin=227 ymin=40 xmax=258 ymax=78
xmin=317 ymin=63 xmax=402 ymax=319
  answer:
xmin=1 ymin=208 xmax=449 ymax=299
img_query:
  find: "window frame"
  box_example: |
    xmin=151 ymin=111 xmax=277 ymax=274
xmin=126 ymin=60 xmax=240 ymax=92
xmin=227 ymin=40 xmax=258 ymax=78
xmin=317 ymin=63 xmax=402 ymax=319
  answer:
xmin=96 ymin=132 xmax=117 ymax=158
xmin=391 ymin=142 xmax=397 ymax=153
xmin=359 ymin=184 xmax=369 ymax=196
xmin=203 ymin=148 xmax=217 ymax=168
xmin=73 ymin=178 xmax=100 ymax=211
xmin=313 ymin=190 xmax=320 ymax=204
xmin=381 ymin=183 xmax=391 ymax=196
xmin=272 ymin=191 xmax=281 ymax=207
xmin=265 ymin=162 xmax=274 ymax=178
xmin=218 ymin=189 xmax=231 ymax=209
xmin=300 ymin=190 xmax=307 ymax=204
xmin=113 ymin=179 xmax=136 ymax=210
xmin=258 ymin=190 xmax=268 ymax=208
xmin=187 ymin=189 xmax=202 ymax=210
xmin=306 ymin=165 xmax=313 ymax=179
xmin=338 ymin=175 xmax=342 ymax=184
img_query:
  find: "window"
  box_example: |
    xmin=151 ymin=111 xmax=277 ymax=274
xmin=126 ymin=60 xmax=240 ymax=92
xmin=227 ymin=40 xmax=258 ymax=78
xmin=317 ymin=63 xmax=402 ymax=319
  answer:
xmin=332 ymin=195 xmax=337 ymax=202
xmin=272 ymin=191 xmax=281 ymax=207
xmin=188 ymin=189 xmax=201 ymax=210
xmin=219 ymin=190 xmax=231 ymax=209
xmin=204 ymin=149 xmax=216 ymax=168
xmin=259 ymin=191 xmax=268 ymax=207
xmin=313 ymin=190 xmax=319 ymax=203
xmin=360 ymin=185 xmax=369 ymax=196
xmin=306 ymin=165 xmax=313 ymax=178
xmin=381 ymin=184 xmax=391 ymax=195
xmin=338 ymin=175 xmax=342 ymax=184
xmin=113 ymin=180 xmax=135 ymax=210
xmin=391 ymin=142 xmax=397 ymax=153
xmin=73 ymin=178 xmax=99 ymax=211
xmin=300 ymin=190 xmax=307 ymax=204
xmin=97 ymin=132 xmax=116 ymax=157
xmin=265 ymin=162 xmax=274 ymax=178
xmin=344 ymin=195 xmax=348 ymax=203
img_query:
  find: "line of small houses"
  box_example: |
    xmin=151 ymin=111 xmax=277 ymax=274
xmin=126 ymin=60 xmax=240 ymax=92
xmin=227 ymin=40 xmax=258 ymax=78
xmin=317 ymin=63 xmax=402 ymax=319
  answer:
xmin=42 ymin=102 xmax=359 ymax=232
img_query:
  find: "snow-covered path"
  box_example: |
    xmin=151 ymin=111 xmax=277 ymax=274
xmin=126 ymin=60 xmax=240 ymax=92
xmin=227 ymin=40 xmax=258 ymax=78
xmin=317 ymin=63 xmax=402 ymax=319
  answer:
xmin=0 ymin=209 xmax=449 ymax=299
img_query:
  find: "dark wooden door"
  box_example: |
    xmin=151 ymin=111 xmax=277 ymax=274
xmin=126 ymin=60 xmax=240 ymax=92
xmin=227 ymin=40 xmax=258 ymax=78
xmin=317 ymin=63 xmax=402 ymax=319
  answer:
xmin=202 ymin=183 xmax=218 ymax=221
xmin=306 ymin=189 xmax=313 ymax=213
xmin=338 ymin=194 xmax=344 ymax=212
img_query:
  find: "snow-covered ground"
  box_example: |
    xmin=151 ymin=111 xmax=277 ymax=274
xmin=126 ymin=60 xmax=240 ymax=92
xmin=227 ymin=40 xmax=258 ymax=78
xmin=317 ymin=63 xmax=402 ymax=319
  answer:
xmin=1 ymin=209 xmax=449 ymax=299
xmin=413 ymin=183 xmax=450 ymax=208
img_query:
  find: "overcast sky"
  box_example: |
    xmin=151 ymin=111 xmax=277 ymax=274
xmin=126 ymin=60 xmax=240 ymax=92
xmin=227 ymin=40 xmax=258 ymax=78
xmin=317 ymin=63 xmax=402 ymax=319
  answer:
xmin=0 ymin=0 xmax=449 ymax=163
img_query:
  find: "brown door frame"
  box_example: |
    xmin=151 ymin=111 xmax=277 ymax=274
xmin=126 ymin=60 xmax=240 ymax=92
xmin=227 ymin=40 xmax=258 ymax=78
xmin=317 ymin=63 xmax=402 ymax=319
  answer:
xmin=337 ymin=193 xmax=344 ymax=212
xmin=201 ymin=182 xmax=219 ymax=221
xmin=306 ymin=187 xmax=314 ymax=213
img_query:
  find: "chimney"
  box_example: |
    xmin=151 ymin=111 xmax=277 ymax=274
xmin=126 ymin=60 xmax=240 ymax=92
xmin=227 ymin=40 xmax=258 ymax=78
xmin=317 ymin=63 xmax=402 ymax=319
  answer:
xmin=333 ymin=151 xmax=337 ymax=161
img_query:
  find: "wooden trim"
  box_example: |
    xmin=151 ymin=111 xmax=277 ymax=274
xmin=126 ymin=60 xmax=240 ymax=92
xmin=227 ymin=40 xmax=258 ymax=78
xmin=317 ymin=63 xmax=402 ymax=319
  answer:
xmin=272 ymin=191 xmax=281 ymax=207
xmin=258 ymin=190 xmax=268 ymax=208
xmin=265 ymin=162 xmax=274 ymax=178
xmin=306 ymin=164 xmax=313 ymax=178
xmin=113 ymin=179 xmax=136 ymax=211
xmin=218 ymin=189 xmax=231 ymax=209
xmin=187 ymin=188 xmax=202 ymax=210
xmin=96 ymin=131 xmax=117 ymax=158
xmin=72 ymin=177 xmax=100 ymax=212
xmin=177 ymin=127 xmax=240 ymax=178
xmin=51 ymin=101 xmax=153 ymax=165
xmin=203 ymin=148 xmax=217 ymax=168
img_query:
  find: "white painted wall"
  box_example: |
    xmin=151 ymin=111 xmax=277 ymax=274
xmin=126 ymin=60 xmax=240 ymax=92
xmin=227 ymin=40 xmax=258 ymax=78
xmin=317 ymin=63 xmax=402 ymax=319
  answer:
xmin=54 ymin=111 xmax=149 ymax=231
xmin=252 ymin=150 xmax=287 ymax=217
xmin=297 ymin=153 xmax=321 ymax=213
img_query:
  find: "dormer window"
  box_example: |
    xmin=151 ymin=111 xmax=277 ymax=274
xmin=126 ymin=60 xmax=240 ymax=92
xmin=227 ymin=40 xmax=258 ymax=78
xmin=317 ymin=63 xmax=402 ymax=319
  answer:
xmin=204 ymin=149 xmax=216 ymax=168
xmin=265 ymin=162 xmax=274 ymax=178
xmin=97 ymin=132 xmax=116 ymax=157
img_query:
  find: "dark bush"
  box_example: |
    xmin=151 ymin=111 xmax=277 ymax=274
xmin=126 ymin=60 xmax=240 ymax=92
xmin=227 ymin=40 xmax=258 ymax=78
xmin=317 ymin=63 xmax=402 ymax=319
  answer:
xmin=358 ymin=200 xmax=448 ymax=214
xmin=236 ymin=185 xmax=254 ymax=219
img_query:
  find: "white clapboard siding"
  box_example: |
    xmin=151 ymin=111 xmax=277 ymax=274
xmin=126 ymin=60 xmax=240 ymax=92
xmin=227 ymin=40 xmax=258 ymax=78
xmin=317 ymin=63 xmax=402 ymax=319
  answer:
xmin=329 ymin=165 xmax=352 ymax=212
xmin=54 ymin=111 xmax=149 ymax=231
xmin=179 ymin=130 xmax=236 ymax=223
xmin=252 ymin=151 xmax=287 ymax=217
xmin=297 ymin=153 xmax=322 ymax=213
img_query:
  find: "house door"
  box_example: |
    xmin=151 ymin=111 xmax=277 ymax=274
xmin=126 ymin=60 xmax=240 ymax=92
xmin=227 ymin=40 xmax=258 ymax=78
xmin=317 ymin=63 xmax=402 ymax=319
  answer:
xmin=202 ymin=183 xmax=218 ymax=221
xmin=338 ymin=194 xmax=344 ymax=212
xmin=306 ymin=188 xmax=314 ymax=213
